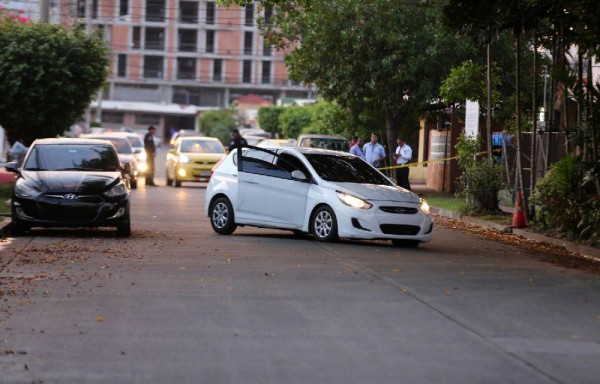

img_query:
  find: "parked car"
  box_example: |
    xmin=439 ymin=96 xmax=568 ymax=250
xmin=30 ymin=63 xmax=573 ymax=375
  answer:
xmin=296 ymin=134 xmax=350 ymax=152
xmin=4 ymin=138 xmax=132 ymax=237
xmin=81 ymin=134 xmax=140 ymax=189
xmin=170 ymin=129 xmax=202 ymax=147
xmin=257 ymin=138 xmax=297 ymax=148
xmin=99 ymin=131 xmax=148 ymax=175
xmin=166 ymin=136 xmax=226 ymax=187
xmin=205 ymin=146 xmax=432 ymax=246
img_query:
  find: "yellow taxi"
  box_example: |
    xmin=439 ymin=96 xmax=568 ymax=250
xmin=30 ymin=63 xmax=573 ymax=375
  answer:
xmin=166 ymin=136 xmax=226 ymax=187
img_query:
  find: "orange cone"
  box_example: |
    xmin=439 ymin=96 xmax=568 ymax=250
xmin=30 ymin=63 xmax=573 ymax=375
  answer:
xmin=512 ymin=190 xmax=527 ymax=228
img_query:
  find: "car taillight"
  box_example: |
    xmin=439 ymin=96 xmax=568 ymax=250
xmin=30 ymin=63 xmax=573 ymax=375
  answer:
xmin=211 ymin=157 xmax=226 ymax=176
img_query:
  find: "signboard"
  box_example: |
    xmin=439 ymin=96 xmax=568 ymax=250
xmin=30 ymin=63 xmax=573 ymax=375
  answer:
xmin=465 ymin=100 xmax=479 ymax=137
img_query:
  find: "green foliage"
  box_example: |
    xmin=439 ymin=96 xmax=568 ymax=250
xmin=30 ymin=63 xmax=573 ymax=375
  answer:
xmin=257 ymin=106 xmax=285 ymax=135
xmin=532 ymin=155 xmax=600 ymax=246
xmin=0 ymin=182 xmax=15 ymax=214
xmin=0 ymin=21 xmax=109 ymax=143
xmin=454 ymin=134 xmax=506 ymax=213
xmin=199 ymin=110 xmax=237 ymax=145
xmin=440 ymin=60 xmax=502 ymax=106
xmin=278 ymin=106 xmax=312 ymax=139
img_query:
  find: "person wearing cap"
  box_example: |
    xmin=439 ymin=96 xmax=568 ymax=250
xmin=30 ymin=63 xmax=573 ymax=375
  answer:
xmin=144 ymin=125 xmax=158 ymax=186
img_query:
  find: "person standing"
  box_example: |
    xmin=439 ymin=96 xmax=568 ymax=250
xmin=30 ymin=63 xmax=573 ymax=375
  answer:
xmin=349 ymin=136 xmax=366 ymax=160
xmin=364 ymin=133 xmax=385 ymax=168
xmin=9 ymin=138 xmax=28 ymax=167
xmin=228 ymin=129 xmax=247 ymax=152
xmin=144 ymin=126 xmax=158 ymax=186
xmin=394 ymin=137 xmax=412 ymax=190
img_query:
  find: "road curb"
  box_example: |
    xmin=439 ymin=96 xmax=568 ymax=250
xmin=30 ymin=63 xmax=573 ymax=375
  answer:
xmin=431 ymin=207 xmax=600 ymax=263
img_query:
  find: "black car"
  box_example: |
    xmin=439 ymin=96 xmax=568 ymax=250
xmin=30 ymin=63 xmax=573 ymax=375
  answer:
xmin=4 ymin=138 xmax=132 ymax=236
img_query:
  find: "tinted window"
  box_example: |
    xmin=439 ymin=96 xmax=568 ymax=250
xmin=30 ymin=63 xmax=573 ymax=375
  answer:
xmin=23 ymin=144 xmax=120 ymax=171
xmin=87 ymin=136 xmax=133 ymax=154
xmin=299 ymin=137 xmax=349 ymax=151
xmin=240 ymin=149 xmax=278 ymax=176
xmin=304 ymin=154 xmax=391 ymax=184
xmin=180 ymin=139 xmax=225 ymax=153
xmin=127 ymin=136 xmax=143 ymax=148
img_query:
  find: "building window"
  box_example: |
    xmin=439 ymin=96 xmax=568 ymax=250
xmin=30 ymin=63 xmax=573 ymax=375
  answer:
xmin=261 ymin=61 xmax=271 ymax=84
xmin=244 ymin=32 xmax=253 ymax=55
xmin=179 ymin=1 xmax=198 ymax=23
xmin=264 ymin=6 xmax=273 ymax=26
xmin=179 ymin=29 xmax=197 ymax=52
xmin=146 ymin=0 xmax=165 ymax=22
xmin=213 ymin=59 xmax=222 ymax=81
xmin=117 ymin=54 xmax=127 ymax=77
xmin=119 ymin=0 xmax=128 ymax=17
xmin=103 ymin=111 xmax=125 ymax=124
xmin=242 ymin=60 xmax=252 ymax=83
xmin=177 ymin=58 xmax=196 ymax=80
xmin=132 ymin=27 xmax=141 ymax=49
xmin=143 ymin=56 xmax=164 ymax=79
xmin=135 ymin=113 xmax=161 ymax=125
xmin=77 ymin=0 xmax=84 ymax=18
xmin=263 ymin=40 xmax=272 ymax=56
xmin=206 ymin=30 xmax=215 ymax=53
xmin=145 ymin=28 xmax=165 ymax=50
xmin=92 ymin=0 xmax=99 ymax=19
xmin=206 ymin=1 xmax=215 ymax=25
xmin=245 ymin=4 xmax=254 ymax=26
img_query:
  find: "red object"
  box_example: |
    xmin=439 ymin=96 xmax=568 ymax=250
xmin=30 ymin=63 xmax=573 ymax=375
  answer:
xmin=512 ymin=190 xmax=528 ymax=228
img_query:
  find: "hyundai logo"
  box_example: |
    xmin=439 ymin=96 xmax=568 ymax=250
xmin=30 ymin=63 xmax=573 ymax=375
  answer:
xmin=64 ymin=194 xmax=79 ymax=200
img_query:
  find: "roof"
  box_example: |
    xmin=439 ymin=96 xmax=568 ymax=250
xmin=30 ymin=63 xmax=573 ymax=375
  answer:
xmin=32 ymin=138 xmax=115 ymax=145
xmin=89 ymin=100 xmax=216 ymax=115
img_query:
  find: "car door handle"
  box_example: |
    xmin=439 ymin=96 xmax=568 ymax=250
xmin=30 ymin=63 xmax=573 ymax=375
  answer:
xmin=243 ymin=180 xmax=258 ymax=184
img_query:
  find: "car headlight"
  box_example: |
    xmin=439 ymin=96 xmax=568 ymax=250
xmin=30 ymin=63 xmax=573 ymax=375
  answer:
xmin=179 ymin=155 xmax=191 ymax=164
xmin=14 ymin=181 xmax=41 ymax=198
xmin=420 ymin=198 xmax=431 ymax=215
xmin=137 ymin=152 xmax=147 ymax=161
xmin=336 ymin=191 xmax=372 ymax=209
xmin=105 ymin=182 xmax=127 ymax=197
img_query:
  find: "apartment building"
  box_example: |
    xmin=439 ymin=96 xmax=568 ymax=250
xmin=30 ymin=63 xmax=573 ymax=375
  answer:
xmin=59 ymin=0 xmax=314 ymax=139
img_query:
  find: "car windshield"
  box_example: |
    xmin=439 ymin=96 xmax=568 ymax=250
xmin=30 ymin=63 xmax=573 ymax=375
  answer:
xmin=300 ymin=138 xmax=349 ymax=151
xmin=23 ymin=144 xmax=120 ymax=171
xmin=126 ymin=136 xmax=143 ymax=148
xmin=98 ymin=137 xmax=133 ymax=154
xmin=180 ymin=139 xmax=225 ymax=154
xmin=304 ymin=153 xmax=391 ymax=185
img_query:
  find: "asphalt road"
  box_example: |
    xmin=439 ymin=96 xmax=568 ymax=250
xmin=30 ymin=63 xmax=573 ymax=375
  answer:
xmin=0 ymin=150 xmax=599 ymax=384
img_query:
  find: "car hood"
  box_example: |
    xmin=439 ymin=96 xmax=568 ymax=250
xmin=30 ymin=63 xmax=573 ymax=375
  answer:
xmin=21 ymin=171 xmax=121 ymax=193
xmin=328 ymin=182 xmax=420 ymax=203
xmin=181 ymin=153 xmax=225 ymax=161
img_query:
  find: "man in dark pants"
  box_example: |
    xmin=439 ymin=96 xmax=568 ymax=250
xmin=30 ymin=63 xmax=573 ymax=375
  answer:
xmin=144 ymin=126 xmax=158 ymax=186
xmin=393 ymin=137 xmax=412 ymax=191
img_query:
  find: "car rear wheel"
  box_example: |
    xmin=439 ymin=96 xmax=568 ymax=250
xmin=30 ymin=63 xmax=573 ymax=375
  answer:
xmin=391 ymin=239 xmax=420 ymax=248
xmin=310 ymin=205 xmax=338 ymax=242
xmin=210 ymin=197 xmax=237 ymax=235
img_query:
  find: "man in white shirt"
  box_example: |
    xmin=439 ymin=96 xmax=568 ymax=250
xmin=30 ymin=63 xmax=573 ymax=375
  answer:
xmin=364 ymin=133 xmax=385 ymax=168
xmin=394 ymin=137 xmax=412 ymax=190
xmin=349 ymin=136 xmax=366 ymax=160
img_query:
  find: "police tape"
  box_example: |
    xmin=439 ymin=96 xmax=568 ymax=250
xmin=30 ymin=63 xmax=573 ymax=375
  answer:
xmin=377 ymin=149 xmax=501 ymax=171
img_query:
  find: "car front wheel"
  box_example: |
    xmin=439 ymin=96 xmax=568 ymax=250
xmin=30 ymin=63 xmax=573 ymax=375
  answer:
xmin=210 ymin=197 xmax=237 ymax=235
xmin=391 ymin=239 xmax=420 ymax=248
xmin=310 ymin=205 xmax=338 ymax=242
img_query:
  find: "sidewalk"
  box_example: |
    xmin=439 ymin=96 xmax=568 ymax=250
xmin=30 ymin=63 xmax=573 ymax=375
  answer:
xmin=412 ymin=180 xmax=600 ymax=262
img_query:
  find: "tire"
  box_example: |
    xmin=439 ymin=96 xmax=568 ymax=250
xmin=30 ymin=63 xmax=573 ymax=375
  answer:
xmin=130 ymin=179 xmax=138 ymax=189
xmin=175 ymin=179 xmax=182 ymax=188
xmin=210 ymin=197 xmax=237 ymax=235
xmin=10 ymin=204 xmax=28 ymax=236
xmin=391 ymin=239 xmax=420 ymax=248
xmin=116 ymin=207 xmax=131 ymax=237
xmin=166 ymin=168 xmax=173 ymax=186
xmin=310 ymin=205 xmax=338 ymax=242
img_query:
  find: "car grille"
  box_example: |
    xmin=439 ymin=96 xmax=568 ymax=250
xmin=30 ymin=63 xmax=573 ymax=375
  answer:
xmin=193 ymin=161 xmax=217 ymax=166
xmin=22 ymin=194 xmax=107 ymax=222
xmin=379 ymin=206 xmax=418 ymax=214
xmin=380 ymin=224 xmax=421 ymax=236
xmin=39 ymin=203 xmax=99 ymax=222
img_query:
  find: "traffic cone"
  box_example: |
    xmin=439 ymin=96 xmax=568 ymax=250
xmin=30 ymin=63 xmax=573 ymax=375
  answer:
xmin=512 ymin=190 xmax=527 ymax=228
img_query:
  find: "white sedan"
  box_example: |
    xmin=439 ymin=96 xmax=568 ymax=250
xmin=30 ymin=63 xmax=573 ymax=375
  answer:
xmin=205 ymin=146 xmax=433 ymax=246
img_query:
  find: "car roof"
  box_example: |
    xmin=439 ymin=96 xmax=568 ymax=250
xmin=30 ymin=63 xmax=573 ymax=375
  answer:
xmin=252 ymin=145 xmax=350 ymax=157
xmin=297 ymin=134 xmax=347 ymax=139
xmin=32 ymin=138 xmax=115 ymax=146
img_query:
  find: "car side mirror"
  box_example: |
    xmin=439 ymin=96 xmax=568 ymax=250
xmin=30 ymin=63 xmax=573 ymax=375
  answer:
xmin=5 ymin=161 xmax=20 ymax=174
xmin=122 ymin=161 xmax=132 ymax=176
xmin=291 ymin=170 xmax=307 ymax=181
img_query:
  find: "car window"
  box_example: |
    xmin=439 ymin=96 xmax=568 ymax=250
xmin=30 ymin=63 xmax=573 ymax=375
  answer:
xmin=180 ymin=140 xmax=225 ymax=154
xmin=240 ymin=148 xmax=278 ymax=176
xmin=299 ymin=137 xmax=349 ymax=151
xmin=275 ymin=153 xmax=310 ymax=180
xmin=87 ymin=136 xmax=133 ymax=154
xmin=23 ymin=144 xmax=120 ymax=171
xmin=304 ymin=153 xmax=392 ymax=184
xmin=127 ymin=136 xmax=143 ymax=148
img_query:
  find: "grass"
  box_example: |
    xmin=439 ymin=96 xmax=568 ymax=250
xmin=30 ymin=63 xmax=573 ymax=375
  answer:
xmin=422 ymin=195 xmax=467 ymax=212
xmin=0 ymin=182 xmax=14 ymax=214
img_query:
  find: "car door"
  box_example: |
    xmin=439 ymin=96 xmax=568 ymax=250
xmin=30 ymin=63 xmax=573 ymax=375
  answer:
xmin=236 ymin=147 xmax=311 ymax=229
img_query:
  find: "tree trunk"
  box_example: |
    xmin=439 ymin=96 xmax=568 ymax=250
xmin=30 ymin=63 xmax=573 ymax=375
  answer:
xmin=486 ymin=43 xmax=493 ymax=165
xmin=514 ymin=33 xmax=526 ymax=221
xmin=529 ymin=35 xmax=538 ymax=219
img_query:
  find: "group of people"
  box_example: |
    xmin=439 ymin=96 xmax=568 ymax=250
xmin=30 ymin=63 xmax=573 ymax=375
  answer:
xmin=349 ymin=133 xmax=412 ymax=191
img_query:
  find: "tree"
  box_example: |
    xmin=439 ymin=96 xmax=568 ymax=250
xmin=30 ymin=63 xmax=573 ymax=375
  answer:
xmin=222 ymin=0 xmax=474 ymax=157
xmin=278 ymin=106 xmax=312 ymax=139
xmin=199 ymin=110 xmax=237 ymax=145
xmin=0 ymin=19 xmax=109 ymax=144
xmin=257 ymin=106 xmax=285 ymax=136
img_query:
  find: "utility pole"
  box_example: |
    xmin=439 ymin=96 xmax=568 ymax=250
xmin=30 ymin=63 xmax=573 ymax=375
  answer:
xmin=40 ymin=0 xmax=50 ymax=23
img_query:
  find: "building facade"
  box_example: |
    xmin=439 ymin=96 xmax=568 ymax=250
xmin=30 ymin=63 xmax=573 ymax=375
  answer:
xmin=58 ymin=0 xmax=314 ymax=140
